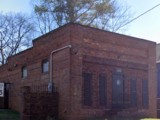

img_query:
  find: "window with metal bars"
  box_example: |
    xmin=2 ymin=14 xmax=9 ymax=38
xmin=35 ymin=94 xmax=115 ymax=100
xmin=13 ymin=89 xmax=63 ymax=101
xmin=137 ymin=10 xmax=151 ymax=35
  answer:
xmin=99 ymin=74 xmax=106 ymax=106
xmin=130 ymin=79 xmax=137 ymax=107
xmin=83 ymin=72 xmax=92 ymax=106
xmin=142 ymin=80 xmax=148 ymax=108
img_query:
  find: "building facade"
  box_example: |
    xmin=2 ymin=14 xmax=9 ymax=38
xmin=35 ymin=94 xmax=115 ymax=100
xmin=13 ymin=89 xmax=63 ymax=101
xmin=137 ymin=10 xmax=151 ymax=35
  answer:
xmin=157 ymin=44 xmax=160 ymax=117
xmin=0 ymin=23 xmax=157 ymax=119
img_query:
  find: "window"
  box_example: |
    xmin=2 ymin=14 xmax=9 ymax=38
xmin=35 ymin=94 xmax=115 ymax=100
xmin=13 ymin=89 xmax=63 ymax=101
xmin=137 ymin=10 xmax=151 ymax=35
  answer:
xmin=112 ymin=70 xmax=124 ymax=108
xmin=22 ymin=66 xmax=27 ymax=78
xmin=157 ymin=63 xmax=160 ymax=97
xmin=83 ymin=72 xmax=92 ymax=106
xmin=142 ymin=80 xmax=148 ymax=108
xmin=42 ymin=59 xmax=49 ymax=73
xmin=99 ymin=74 xmax=107 ymax=106
xmin=130 ymin=79 xmax=137 ymax=107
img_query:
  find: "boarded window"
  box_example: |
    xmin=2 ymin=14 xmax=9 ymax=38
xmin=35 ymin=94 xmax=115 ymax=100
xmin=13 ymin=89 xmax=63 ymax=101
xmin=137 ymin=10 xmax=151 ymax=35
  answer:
xmin=142 ymin=80 xmax=148 ymax=108
xmin=83 ymin=73 xmax=92 ymax=106
xmin=99 ymin=74 xmax=106 ymax=106
xmin=130 ymin=79 xmax=137 ymax=107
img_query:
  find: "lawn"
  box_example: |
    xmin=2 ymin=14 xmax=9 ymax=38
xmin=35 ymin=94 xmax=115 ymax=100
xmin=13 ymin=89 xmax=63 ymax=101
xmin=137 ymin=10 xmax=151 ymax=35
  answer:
xmin=86 ymin=117 xmax=160 ymax=120
xmin=95 ymin=118 xmax=160 ymax=120
xmin=141 ymin=118 xmax=160 ymax=120
xmin=0 ymin=110 xmax=159 ymax=120
xmin=0 ymin=109 xmax=20 ymax=120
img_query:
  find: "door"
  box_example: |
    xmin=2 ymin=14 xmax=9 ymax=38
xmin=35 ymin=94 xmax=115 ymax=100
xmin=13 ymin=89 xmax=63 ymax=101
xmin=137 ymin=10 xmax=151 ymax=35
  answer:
xmin=0 ymin=83 xmax=10 ymax=109
xmin=112 ymin=73 xmax=124 ymax=108
xmin=4 ymin=83 xmax=10 ymax=109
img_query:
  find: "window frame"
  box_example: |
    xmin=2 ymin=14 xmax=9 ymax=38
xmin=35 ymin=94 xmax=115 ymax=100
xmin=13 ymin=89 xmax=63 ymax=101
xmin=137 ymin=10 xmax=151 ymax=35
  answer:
xmin=130 ymin=78 xmax=137 ymax=107
xmin=99 ymin=74 xmax=107 ymax=106
xmin=82 ymin=72 xmax=92 ymax=106
xmin=21 ymin=66 xmax=27 ymax=78
xmin=42 ymin=59 xmax=49 ymax=73
xmin=142 ymin=79 xmax=149 ymax=108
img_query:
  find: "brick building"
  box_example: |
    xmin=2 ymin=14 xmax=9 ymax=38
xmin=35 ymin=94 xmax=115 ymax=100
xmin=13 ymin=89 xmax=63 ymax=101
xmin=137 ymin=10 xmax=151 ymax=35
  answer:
xmin=157 ymin=44 xmax=160 ymax=117
xmin=0 ymin=23 xmax=157 ymax=119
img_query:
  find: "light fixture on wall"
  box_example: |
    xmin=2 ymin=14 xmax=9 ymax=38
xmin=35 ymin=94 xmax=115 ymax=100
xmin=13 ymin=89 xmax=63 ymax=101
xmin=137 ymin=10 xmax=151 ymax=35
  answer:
xmin=13 ymin=64 xmax=18 ymax=67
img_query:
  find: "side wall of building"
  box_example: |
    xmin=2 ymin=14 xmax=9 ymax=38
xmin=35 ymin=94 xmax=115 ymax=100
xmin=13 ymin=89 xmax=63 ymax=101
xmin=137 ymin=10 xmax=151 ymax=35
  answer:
xmin=157 ymin=63 xmax=160 ymax=117
xmin=157 ymin=44 xmax=160 ymax=117
xmin=69 ymin=24 xmax=157 ymax=119
xmin=0 ymin=25 xmax=72 ymax=120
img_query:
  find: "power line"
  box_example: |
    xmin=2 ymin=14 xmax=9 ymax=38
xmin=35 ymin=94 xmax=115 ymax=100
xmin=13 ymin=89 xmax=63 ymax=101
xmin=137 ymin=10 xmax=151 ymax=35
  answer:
xmin=121 ymin=3 xmax=160 ymax=28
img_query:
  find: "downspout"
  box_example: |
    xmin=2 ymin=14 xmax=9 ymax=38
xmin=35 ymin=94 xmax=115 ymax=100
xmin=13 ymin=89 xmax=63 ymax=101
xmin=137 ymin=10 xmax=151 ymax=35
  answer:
xmin=48 ymin=45 xmax=72 ymax=92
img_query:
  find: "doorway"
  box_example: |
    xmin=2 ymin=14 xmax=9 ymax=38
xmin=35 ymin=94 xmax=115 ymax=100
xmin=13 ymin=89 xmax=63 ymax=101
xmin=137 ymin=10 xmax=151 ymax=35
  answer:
xmin=0 ymin=83 xmax=10 ymax=109
xmin=4 ymin=83 xmax=10 ymax=109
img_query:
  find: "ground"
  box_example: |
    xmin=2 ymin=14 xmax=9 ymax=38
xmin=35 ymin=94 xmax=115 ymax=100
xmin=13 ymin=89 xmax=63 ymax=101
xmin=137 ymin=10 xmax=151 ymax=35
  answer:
xmin=0 ymin=109 xmax=159 ymax=120
xmin=0 ymin=109 xmax=20 ymax=120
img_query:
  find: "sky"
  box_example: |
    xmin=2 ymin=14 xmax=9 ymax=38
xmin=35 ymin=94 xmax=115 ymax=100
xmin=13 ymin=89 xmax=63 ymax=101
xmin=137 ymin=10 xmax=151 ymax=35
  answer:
xmin=0 ymin=0 xmax=32 ymax=13
xmin=123 ymin=0 xmax=160 ymax=43
xmin=0 ymin=0 xmax=160 ymax=43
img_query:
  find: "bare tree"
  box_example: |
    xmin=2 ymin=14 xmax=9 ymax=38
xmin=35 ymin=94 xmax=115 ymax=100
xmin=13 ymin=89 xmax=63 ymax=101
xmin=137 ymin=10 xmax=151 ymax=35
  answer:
xmin=0 ymin=13 xmax=35 ymax=65
xmin=33 ymin=11 xmax=56 ymax=35
xmin=32 ymin=0 xmax=131 ymax=34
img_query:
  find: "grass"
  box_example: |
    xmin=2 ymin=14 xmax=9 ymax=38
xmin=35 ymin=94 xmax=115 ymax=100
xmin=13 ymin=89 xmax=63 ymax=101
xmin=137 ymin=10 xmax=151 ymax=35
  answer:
xmin=85 ymin=117 xmax=160 ymax=120
xmin=0 ymin=110 xmax=159 ymax=120
xmin=0 ymin=109 xmax=20 ymax=120
xmin=141 ymin=118 xmax=160 ymax=120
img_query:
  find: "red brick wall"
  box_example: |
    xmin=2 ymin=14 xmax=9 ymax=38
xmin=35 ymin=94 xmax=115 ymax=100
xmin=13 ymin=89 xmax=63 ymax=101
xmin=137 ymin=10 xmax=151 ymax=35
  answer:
xmin=69 ymin=24 xmax=156 ymax=119
xmin=21 ymin=86 xmax=59 ymax=120
xmin=0 ymin=23 xmax=157 ymax=120
xmin=0 ymin=24 xmax=72 ymax=120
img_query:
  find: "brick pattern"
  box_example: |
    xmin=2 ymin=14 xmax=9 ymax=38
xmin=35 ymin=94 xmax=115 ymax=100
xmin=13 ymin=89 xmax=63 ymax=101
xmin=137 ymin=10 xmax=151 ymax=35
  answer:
xmin=0 ymin=24 xmax=71 ymax=116
xmin=83 ymin=55 xmax=148 ymax=105
xmin=21 ymin=86 xmax=59 ymax=120
xmin=0 ymin=23 xmax=157 ymax=120
xmin=79 ymin=56 xmax=149 ymax=117
xmin=69 ymin=24 xmax=156 ymax=119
